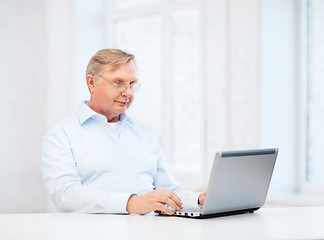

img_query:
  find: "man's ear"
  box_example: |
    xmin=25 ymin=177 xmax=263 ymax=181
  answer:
xmin=86 ymin=75 xmax=96 ymax=93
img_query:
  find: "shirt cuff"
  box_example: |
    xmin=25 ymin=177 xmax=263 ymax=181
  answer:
xmin=104 ymin=192 xmax=135 ymax=214
xmin=182 ymin=191 xmax=202 ymax=211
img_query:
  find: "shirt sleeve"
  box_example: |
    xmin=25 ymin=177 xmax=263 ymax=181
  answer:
xmin=41 ymin=124 xmax=133 ymax=213
xmin=153 ymin=138 xmax=201 ymax=211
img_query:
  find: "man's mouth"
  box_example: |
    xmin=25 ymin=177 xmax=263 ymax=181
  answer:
xmin=115 ymin=100 xmax=128 ymax=106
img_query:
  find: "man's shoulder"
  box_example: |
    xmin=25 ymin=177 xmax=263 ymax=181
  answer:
xmin=45 ymin=114 xmax=79 ymax=137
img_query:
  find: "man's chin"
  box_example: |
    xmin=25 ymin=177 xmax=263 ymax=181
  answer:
xmin=114 ymin=107 xmax=127 ymax=114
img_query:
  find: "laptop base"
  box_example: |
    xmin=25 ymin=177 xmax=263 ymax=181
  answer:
xmin=197 ymin=207 xmax=260 ymax=219
xmin=159 ymin=207 xmax=260 ymax=219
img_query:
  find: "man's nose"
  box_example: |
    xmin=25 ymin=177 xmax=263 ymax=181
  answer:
xmin=122 ymin=84 xmax=133 ymax=96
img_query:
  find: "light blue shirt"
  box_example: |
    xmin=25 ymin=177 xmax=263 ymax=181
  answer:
xmin=41 ymin=101 xmax=200 ymax=213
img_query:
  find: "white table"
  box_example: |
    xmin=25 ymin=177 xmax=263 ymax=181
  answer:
xmin=1 ymin=206 xmax=324 ymax=240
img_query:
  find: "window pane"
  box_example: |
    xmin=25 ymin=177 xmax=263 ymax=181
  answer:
xmin=113 ymin=0 xmax=161 ymax=10
xmin=306 ymin=0 xmax=324 ymax=184
xmin=114 ymin=16 xmax=162 ymax=138
xmin=171 ymin=11 xmax=203 ymax=168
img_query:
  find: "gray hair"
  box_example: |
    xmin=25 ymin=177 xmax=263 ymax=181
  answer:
xmin=86 ymin=48 xmax=135 ymax=77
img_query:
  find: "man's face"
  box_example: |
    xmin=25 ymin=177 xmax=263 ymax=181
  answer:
xmin=88 ymin=60 xmax=137 ymax=122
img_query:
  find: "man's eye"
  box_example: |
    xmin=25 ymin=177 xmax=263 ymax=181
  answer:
xmin=115 ymin=81 xmax=124 ymax=86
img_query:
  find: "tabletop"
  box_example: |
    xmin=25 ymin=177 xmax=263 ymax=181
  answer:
xmin=1 ymin=206 xmax=324 ymax=240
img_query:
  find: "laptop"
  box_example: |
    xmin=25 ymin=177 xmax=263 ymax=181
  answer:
xmin=164 ymin=148 xmax=278 ymax=219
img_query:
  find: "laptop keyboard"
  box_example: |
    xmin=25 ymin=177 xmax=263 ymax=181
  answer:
xmin=173 ymin=211 xmax=201 ymax=217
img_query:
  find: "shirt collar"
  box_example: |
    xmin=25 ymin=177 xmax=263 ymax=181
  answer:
xmin=78 ymin=101 xmax=130 ymax=124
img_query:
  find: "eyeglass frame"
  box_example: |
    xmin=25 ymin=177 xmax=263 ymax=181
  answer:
xmin=98 ymin=75 xmax=141 ymax=92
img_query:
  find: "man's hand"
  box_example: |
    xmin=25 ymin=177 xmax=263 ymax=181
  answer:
xmin=198 ymin=192 xmax=206 ymax=207
xmin=126 ymin=188 xmax=183 ymax=215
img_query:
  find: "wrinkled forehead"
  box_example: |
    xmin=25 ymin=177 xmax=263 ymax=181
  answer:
xmin=99 ymin=61 xmax=137 ymax=80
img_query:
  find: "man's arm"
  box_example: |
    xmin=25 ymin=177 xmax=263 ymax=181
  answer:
xmin=151 ymin=139 xmax=203 ymax=210
xmin=41 ymin=125 xmax=133 ymax=213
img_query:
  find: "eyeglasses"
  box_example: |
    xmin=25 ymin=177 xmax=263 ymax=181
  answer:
xmin=99 ymin=75 xmax=141 ymax=92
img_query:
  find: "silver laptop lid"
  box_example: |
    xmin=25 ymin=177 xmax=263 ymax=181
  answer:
xmin=201 ymin=148 xmax=278 ymax=215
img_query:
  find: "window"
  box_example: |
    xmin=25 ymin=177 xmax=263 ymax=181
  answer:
xmin=115 ymin=15 xmax=163 ymax=137
xmin=72 ymin=0 xmax=262 ymax=191
xmin=306 ymin=0 xmax=324 ymax=185
xmin=114 ymin=0 xmax=161 ymax=10
xmin=106 ymin=0 xmax=203 ymax=184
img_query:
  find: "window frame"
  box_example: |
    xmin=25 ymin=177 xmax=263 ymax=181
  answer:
xmin=297 ymin=0 xmax=324 ymax=195
xmin=103 ymin=0 xmax=206 ymax=190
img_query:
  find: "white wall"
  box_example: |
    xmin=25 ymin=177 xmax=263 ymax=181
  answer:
xmin=0 ymin=0 xmax=48 ymax=212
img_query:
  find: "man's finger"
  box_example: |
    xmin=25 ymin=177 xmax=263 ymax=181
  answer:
xmin=156 ymin=203 xmax=174 ymax=216
xmin=152 ymin=189 xmax=183 ymax=211
xmin=168 ymin=192 xmax=183 ymax=209
xmin=160 ymin=198 xmax=181 ymax=211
